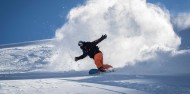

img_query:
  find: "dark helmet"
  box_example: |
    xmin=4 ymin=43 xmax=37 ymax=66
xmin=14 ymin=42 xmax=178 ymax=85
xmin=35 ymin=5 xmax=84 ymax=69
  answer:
xmin=78 ymin=41 xmax=84 ymax=47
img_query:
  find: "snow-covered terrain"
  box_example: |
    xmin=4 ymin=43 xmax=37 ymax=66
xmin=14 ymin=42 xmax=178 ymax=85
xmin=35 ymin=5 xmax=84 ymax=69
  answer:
xmin=0 ymin=40 xmax=190 ymax=94
xmin=1 ymin=0 xmax=190 ymax=93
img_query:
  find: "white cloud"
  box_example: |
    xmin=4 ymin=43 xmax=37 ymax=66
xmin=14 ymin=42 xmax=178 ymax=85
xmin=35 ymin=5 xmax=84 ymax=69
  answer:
xmin=53 ymin=0 xmax=181 ymax=71
xmin=173 ymin=13 xmax=190 ymax=31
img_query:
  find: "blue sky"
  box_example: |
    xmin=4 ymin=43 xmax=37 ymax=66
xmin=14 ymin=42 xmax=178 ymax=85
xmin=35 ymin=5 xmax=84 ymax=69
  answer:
xmin=0 ymin=0 xmax=85 ymax=45
xmin=0 ymin=0 xmax=190 ymax=49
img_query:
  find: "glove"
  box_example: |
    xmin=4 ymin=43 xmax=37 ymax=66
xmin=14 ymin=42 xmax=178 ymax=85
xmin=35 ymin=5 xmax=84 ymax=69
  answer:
xmin=101 ymin=34 xmax=107 ymax=39
xmin=75 ymin=57 xmax=79 ymax=61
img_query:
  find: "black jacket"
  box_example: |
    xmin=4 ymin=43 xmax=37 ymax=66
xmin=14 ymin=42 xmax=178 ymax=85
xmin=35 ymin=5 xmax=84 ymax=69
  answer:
xmin=76 ymin=36 xmax=106 ymax=60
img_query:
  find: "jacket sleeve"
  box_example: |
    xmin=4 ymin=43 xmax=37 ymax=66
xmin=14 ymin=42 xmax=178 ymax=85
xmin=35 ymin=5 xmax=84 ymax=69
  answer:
xmin=92 ymin=35 xmax=106 ymax=46
xmin=76 ymin=51 xmax=88 ymax=60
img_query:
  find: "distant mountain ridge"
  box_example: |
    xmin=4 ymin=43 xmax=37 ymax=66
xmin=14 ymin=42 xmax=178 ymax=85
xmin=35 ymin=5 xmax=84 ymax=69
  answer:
xmin=0 ymin=39 xmax=54 ymax=49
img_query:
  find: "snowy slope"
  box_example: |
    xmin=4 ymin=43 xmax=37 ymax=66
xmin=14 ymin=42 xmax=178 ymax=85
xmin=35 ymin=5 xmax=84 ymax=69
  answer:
xmin=0 ymin=40 xmax=190 ymax=94
xmin=0 ymin=39 xmax=54 ymax=74
xmin=0 ymin=75 xmax=148 ymax=94
xmin=1 ymin=71 xmax=190 ymax=94
xmin=1 ymin=0 xmax=190 ymax=93
xmin=0 ymin=39 xmax=147 ymax=94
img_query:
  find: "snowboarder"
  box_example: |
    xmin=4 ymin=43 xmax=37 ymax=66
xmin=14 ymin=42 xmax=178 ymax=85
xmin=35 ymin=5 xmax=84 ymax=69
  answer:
xmin=75 ymin=34 xmax=112 ymax=72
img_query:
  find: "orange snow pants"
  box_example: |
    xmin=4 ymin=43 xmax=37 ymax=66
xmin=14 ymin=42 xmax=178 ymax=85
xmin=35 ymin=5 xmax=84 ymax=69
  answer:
xmin=94 ymin=52 xmax=112 ymax=69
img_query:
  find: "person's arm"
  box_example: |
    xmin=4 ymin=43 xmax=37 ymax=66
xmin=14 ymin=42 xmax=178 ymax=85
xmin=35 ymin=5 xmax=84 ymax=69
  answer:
xmin=75 ymin=51 xmax=87 ymax=61
xmin=92 ymin=34 xmax=107 ymax=45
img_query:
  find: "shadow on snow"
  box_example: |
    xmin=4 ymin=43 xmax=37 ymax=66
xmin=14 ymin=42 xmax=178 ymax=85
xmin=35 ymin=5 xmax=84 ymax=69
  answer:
xmin=0 ymin=71 xmax=87 ymax=80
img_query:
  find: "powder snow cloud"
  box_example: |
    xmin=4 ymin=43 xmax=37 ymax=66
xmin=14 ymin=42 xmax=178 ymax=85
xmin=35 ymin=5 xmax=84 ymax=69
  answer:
xmin=173 ymin=13 xmax=190 ymax=31
xmin=53 ymin=0 xmax=181 ymax=71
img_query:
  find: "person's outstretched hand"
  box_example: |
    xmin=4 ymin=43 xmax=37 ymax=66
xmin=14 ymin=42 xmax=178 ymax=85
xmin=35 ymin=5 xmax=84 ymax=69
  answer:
xmin=75 ymin=57 xmax=79 ymax=61
xmin=102 ymin=34 xmax=107 ymax=39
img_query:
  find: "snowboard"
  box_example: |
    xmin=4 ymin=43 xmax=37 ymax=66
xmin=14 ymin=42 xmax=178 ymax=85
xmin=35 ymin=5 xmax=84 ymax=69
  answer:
xmin=88 ymin=68 xmax=114 ymax=75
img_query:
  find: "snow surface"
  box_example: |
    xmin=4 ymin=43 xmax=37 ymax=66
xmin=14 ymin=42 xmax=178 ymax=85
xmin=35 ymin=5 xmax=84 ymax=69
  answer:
xmin=1 ymin=0 xmax=190 ymax=93
xmin=0 ymin=40 xmax=190 ymax=94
